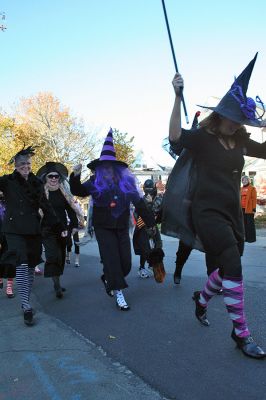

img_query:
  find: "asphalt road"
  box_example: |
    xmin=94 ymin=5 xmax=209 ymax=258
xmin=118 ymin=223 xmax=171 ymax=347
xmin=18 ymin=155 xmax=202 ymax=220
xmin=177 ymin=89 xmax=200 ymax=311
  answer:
xmin=33 ymin=234 xmax=266 ymax=400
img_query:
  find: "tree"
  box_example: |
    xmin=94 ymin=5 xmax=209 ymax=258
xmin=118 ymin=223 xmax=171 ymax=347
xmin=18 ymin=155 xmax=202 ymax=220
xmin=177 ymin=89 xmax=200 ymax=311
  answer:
xmin=112 ymin=128 xmax=135 ymax=168
xmin=13 ymin=92 xmax=98 ymax=173
xmin=0 ymin=113 xmax=17 ymax=174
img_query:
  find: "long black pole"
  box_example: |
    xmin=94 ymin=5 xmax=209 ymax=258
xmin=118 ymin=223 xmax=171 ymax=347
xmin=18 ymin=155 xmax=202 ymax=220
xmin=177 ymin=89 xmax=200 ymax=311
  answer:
xmin=161 ymin=0 xmax=189 ymax=124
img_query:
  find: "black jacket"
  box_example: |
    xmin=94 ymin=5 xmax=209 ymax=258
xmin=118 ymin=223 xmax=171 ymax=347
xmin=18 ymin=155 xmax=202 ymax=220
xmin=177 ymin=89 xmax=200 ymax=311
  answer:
xmin=70 ymin=173 xmax=155 ymax=229
xmin=0 ymin=171 xmax=61 ymax=235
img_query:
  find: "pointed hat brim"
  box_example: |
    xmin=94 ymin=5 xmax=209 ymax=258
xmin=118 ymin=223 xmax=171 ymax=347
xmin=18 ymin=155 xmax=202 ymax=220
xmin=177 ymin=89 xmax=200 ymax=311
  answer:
xmin=87 ymin=159 xmax=128 ymax=170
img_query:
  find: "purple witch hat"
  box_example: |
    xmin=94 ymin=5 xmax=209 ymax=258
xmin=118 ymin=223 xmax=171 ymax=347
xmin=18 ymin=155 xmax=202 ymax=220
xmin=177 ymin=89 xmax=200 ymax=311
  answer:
xmin=198 ymin=53 xmax=264 ymax=127
xmin=87 ymin=128 xmax=128 ymax=170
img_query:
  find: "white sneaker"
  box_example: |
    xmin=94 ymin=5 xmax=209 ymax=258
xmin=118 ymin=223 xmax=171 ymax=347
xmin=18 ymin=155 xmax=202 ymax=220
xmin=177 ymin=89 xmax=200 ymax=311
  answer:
xmin=138 ymin=268 xmax=149 ymax=279
xmin=115 ymin=290 xmax=130 ymax=311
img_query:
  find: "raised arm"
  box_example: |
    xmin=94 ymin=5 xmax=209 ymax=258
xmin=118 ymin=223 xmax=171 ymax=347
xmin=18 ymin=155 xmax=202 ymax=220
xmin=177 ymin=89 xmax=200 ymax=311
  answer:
xmin=69 ymin=164 xmax=91 ymax=197
xmin=169 ymin=73 xmax=184 ymax=143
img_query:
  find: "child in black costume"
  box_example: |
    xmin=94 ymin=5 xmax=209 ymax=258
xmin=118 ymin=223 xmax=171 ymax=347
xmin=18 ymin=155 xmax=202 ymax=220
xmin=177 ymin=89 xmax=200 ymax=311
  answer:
xmin=133 ymin=179 xmax=163 ymax=278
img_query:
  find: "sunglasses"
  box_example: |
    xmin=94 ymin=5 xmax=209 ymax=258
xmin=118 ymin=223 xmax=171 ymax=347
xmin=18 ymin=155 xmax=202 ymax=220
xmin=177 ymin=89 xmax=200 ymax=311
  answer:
xmin=47 ymin=174 xmax=59 ymax=179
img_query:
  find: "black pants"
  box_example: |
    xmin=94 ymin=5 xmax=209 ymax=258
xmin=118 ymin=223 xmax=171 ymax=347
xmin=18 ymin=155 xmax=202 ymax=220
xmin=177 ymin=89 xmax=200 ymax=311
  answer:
xmin=216 ymin=244 xmax=242 ymax=278
xmin=175 ymin=240 xmax=219 ymax=276
xmin=94 ymin=227 xmax=131 ymax=291
xmin=242 ymin=210 xmax=256 ymax=243
xmin=67 ymin=231 xmax=80 ymax=254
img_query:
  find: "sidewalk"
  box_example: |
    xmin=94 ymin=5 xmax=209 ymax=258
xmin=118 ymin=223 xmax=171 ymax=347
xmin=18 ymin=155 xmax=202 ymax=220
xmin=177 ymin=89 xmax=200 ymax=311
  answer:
xmin=0 ymin=289 xmax=165 ymax=400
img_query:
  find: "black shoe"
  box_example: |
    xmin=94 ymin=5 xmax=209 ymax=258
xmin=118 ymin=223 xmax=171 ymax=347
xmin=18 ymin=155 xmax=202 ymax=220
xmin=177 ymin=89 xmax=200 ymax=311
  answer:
xmin=231 ymin=330 xmax=266 ymax=359
xmin=55 ymin=289 xmax=63 ymax=299
xmin=24 ymin=309 xmax=34 ymax=326
xmin=74 ymin=263 xmax=80 ymax=268
xmin=192 ymin=291 xmax=210 ymax=326
xmin=100 ymin=274 xmax=114 ymax=297
xmin=61 ymin=287 xmax=66 ymax=292
xmin=174 ymin=273 xmax=181 ymax=284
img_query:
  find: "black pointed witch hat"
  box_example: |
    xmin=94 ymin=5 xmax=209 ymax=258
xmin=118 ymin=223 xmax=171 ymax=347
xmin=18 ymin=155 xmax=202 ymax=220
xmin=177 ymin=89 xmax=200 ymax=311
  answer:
xmin=198 ymin=53 xmax=264 ymax=127
xmin=87 ymin=128 xmax=128 ymax=170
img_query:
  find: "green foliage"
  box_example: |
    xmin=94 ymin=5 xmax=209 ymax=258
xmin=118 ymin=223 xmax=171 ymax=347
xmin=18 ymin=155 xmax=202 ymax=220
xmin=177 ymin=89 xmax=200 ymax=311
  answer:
xmin=112 ymin=128 xmax=136 ymax=167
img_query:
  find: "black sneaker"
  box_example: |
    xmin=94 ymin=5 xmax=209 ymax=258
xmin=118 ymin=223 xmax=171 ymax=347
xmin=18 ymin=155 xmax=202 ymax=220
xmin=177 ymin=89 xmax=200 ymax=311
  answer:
xmin=192 ymin=291 xmax=210 ymax=326
xmin=24 ymin=309 xmax=34 ymax=326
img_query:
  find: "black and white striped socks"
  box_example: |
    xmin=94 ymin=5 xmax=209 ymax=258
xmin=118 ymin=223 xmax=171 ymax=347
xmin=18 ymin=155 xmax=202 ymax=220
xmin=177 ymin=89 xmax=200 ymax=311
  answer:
xmin=16 ymin=264 xmax=32 ymax=311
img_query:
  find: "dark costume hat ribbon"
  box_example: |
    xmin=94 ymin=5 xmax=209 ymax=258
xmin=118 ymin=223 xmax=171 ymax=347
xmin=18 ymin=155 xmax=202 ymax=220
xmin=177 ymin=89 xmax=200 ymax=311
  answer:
xmin=9 ymin=145 xmax=36 ymax=164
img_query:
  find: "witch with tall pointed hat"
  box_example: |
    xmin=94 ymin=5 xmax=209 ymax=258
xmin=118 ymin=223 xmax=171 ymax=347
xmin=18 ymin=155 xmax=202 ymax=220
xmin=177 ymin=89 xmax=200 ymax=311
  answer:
xmin=167 ymin=53 xmax=266 ymax=359
xmin=0 ymin=146 xmax=65 ymax=326
xmin=70 ymin=128 xmax=156 ymax=311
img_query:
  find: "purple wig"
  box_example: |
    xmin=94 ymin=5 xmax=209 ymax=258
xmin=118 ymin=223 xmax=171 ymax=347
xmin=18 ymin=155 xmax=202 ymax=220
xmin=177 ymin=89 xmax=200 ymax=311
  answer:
xmin=93 ymin=162 xmax=140 ymax=196
xmin=0 ymin=201 xmax=5 ymax=221
xmin=90 ymin=162 xmax=141 ymax=218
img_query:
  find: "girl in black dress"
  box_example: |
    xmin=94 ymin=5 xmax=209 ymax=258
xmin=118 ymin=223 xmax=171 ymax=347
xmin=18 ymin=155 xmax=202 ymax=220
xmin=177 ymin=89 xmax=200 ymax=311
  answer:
xmin=168 ymin=53 xmax=266 ymax=359
xmin=37 ymin=162 xmax=79 ymax=299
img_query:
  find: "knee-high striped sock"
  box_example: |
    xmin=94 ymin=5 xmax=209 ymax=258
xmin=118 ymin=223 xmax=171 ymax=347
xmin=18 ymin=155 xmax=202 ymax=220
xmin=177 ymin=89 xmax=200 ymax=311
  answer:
xmin=16 ymin=264 xmax=31 ymax=311
xmin=28 ymin=268 xmax=35 ymax=301
xmin=199 ymin=269 xmax=223 ymax=307
xmin=6 ymin=279 xmax=14 ymax=296
xmin=222 ymin=275 xmax=250 ymax=338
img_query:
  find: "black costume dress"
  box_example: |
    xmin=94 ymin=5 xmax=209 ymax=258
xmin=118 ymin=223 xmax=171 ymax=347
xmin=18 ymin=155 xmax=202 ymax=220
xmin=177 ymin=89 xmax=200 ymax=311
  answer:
xmin=42 ymin=189 xmax=78 ymax=277
xmin=133 ymin=194 xmax=163 ymax=258
xmin=168 ymin=128 xmax=266 ymax=256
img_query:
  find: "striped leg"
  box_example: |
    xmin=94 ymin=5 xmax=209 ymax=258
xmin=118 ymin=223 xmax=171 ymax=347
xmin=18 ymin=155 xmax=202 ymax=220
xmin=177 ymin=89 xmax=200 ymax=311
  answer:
xmin=16 ymin=264 xmax=31 ymax=311
xmin=27 ymin=268 xmax=35 ymax=301
xmin=199 ymin=268 xmax=223 ymax=307
xmin=6 ymin=278 xmax=14 ymax=298
xmin=222 ymin=276 xmax=250 ymax=338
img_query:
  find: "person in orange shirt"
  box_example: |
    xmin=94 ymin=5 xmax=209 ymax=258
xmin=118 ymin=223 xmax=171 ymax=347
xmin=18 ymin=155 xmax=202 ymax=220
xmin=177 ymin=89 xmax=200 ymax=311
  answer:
xmin=241 ymin=176 xmax=257 ymax=243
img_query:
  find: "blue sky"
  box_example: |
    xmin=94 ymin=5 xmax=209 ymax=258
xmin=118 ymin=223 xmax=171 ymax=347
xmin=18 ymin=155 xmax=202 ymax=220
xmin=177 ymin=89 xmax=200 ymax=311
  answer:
xmin=0 ymin=0 xmax=265 ymax=166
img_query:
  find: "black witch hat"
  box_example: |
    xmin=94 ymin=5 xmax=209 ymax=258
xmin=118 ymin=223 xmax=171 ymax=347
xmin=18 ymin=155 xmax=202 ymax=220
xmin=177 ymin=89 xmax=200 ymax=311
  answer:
xmin=36 ymin=162 xmax=68 ymax=181
xmin=198 ymin=53 xmax=264 ymax=127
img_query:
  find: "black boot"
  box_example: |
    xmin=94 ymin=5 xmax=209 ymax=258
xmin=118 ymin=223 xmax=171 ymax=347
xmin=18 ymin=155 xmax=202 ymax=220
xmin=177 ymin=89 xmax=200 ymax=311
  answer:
xmin=52 ymin=277 xmax=63 ymax=299
xmin=192 ymin=291 xmax=210 ymax=326
xmin=231 ymin=330 xmax=266 ymax=359
xmin=173 ymin=264 xmax=182 ymax=284
xmin=24 ymin=309 xmax=34 ymax=326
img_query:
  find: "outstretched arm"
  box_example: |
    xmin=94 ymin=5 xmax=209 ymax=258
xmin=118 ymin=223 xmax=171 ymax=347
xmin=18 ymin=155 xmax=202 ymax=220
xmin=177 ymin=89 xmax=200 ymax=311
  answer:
xmin=69 ymin=164 xmax=91 ymax=197
xmin=169 ymin=73 xmax=184 ymax=143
